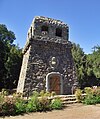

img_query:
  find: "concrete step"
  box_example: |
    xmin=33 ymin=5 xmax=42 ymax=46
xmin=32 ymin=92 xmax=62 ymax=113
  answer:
xmin=56 ymin=94 xmax=76 ymax=98
xmin=61 ymin=97 xmax=76 ymax=101
xmin=62 ymin=100 xmax=78 ymax=104
xmin=49 ymin=94 xmax=78 ymax=105
xmin=54 ymin=95 xmax=78 ymax=105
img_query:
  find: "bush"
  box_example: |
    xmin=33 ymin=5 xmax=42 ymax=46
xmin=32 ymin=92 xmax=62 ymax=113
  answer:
xmin=75 ymin=89 xmax=83 ymax=102
xmin=0 ymin=93 xmax=4 ymax=105
xmin=38 ymin=97 xmax=51 ymax=111
xmin=40 ymin=90 xmax=45 ymax=97
xmin=1 ymin=102 xmax=16 ymax=116
xmin=0 ymin=89 xmax=8 ymax=105
xmin=15 ymin=98 xmax=26 ymax=114
xmin=0 ymin=89 xmax=8 ymax=96
xmin=83 ymin=87 xmax=100 ymax=105
xmin=51 ymin=91 xmax=56 ymax=97
xmin=0 ymin=91 xmax=64 ymax=116
xmin=84 ymin=87 xmax=93 ymax=95
xmin=93 ymin=87 xmax=100 ymax=96
xmin=0 ymin=97 xmax=16 ymax=116
xmin=51 ymin=98 xmax=62 ymax=110
xmin=26 ymin=91 xmax=40 ymax=112
xmin=83 ymin=95 xmax=96 ymax=105
xmin=44 ymin=91 xmax=51 ymax=97
xmin=26 ymin=100 xmax=38 ymax=112
xmin=95 ymin=96 xmax=100 ymax=103
xmin=40 ymin=90 xmax=51 ymax=97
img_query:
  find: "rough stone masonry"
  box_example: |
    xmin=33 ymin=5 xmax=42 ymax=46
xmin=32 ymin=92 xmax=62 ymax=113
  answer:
xmin=17 ymin=16 xmax=77 ymax=96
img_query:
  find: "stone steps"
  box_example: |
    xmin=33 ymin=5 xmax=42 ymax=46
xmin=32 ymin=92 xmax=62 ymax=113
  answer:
xmin=61 ymin=97 xmax=76 ymax=101
xmin=59 ymin=95 xmax=78 ymax=105
xmin=62 ymin=100 xmax=78 ymax=104
xmin=48 ymin=94 xmax=78 ymax=105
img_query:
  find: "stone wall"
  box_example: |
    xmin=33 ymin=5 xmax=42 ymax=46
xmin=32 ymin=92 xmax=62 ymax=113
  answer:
xmin=17 ymin=46 xmax=31 ymax=93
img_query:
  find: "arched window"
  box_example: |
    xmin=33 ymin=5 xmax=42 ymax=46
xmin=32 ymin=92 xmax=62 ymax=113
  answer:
xmin=56 ymin=28 xmax=62 ymax=37
xmin=41 ymin=25 xmax=48 ymax=32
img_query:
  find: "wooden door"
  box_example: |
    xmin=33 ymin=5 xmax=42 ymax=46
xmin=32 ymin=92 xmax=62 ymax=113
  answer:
xmin=49 ymin=75 xmax=60 ymax=94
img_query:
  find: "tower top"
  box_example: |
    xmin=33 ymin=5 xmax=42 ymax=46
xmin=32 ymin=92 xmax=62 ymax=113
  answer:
xmin=23 ymin=16 xmax=71 ymax=54
xmin=33 ymin=16 xmax=67 ymax=27
xmin=27 ymin=16 xmax=69 ymax=41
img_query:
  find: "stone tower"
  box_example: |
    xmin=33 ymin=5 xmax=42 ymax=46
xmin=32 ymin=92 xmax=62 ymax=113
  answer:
xmin=17 ymin=16 xmax=77 ymax=96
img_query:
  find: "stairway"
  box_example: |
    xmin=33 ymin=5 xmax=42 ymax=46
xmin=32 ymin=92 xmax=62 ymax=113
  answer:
xmin=59 ymin=95 xmax=78 ymax=105
xmin=49 ymin=95 xmax=78 ymax=105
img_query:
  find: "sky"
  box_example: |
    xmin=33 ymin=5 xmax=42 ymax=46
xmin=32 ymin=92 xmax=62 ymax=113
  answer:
xmin=0 ymin=0 xmax=100 ymax=54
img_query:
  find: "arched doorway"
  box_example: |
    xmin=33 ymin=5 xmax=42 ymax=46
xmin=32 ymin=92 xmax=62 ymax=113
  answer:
xmin=46 ymin=72 xmax=63 ymax=94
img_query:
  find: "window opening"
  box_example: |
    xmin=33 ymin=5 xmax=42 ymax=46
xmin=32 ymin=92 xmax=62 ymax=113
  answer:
xmin=41 ymin=25 xmax=48 ymax=32
xmin=56 ymin=28 xmax=62 ymax=37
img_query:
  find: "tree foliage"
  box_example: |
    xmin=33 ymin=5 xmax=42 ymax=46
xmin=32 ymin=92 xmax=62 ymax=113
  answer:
xmin=72 ymin=43 xmax=87 ymax=88
xmin=0 ymin=24 xmax=22 ymax=89
xmin=72 ymin=43 xmax=100 ymax=89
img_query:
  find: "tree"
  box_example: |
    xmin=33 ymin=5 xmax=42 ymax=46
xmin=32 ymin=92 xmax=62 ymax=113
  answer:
xmin=92 ymin=46 xmax=100 ymax=78
xmin=0 ymin=24 xmax=22 ymax=89
xmin=72 ymin=43 xmax=100 ymax=89
xmin=5 ymin=45 xmax=22 ymax=89
xmin=72 ymin=43 xmax=87 ymax=88
xmin=86 ymin=45 xmax=100 ymax=86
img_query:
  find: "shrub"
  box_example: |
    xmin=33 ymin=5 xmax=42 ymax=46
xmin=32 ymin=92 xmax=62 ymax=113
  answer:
xmin=1 ymin=101 xmax=16 ymax=116
xmin=0 ymin=89 xmax=8 ymax=105
xmin=75 ymin=89 xmax=83 ymax=102
xmin=51 ymin=91 xmax=56 ymax=97
xmin=0 ymin=93 xmax=4 ymax=105
xmin=44 ymin=91 xmax=51 ymax=97
xmin=95 ymin=96 xmax=100 ymax=104
xmin=84 ymin=87 xmax=93 ymax=95
xmin=83 ymin=95 xmax=96 ymax=105
xmin=26 ymin=99 xmax=39 ymax=112
xmin=15 ymin=97 xmax=26 ymax=114
xmin=0 ymin=90 xmax=13 ymax=116
xmin=40 ymin=90 xmax=51 ymax=97
xmin=93 ymin=87 xmax=100 ymax=96
xmin=40 ymin=90 xmax=45 ymax=97
xmin=1 ymin=89 xmax=8 ymax=96
xmin=83 ymin=87 xmax=100 ymax=105
xmin=38 ymin=97 xmax=51 ymax=111
xmin=0 ymin=97 xmax=16 ymax=116
xmin=26 ymin=92 xmax=40 ymax=112
xmin=0 ymin=91 xmax=64 ymax=116
xmin=51 ymin=98 xmax=62 ymax=110
xmin=31 ymin=91 xmax=39 ymax=97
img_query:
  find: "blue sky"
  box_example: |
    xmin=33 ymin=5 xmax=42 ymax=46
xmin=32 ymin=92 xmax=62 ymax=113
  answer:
xmin=0 ymin=0 xmax=100 ymax=54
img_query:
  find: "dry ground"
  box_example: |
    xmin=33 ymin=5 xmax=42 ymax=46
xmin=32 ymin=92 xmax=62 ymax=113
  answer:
xmin=1 ymin=103 xmax=100 ymax=119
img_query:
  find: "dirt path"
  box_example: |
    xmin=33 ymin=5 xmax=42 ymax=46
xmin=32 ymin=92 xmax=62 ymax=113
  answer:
xmin=1 ymin=104 xmax=100 ymax=119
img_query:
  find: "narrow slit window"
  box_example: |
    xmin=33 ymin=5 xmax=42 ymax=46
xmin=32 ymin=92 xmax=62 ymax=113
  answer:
xmin=56 ymin=28 xmax=62 ymax=37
